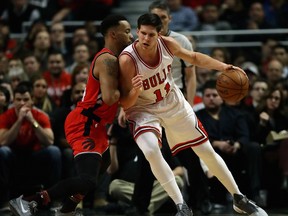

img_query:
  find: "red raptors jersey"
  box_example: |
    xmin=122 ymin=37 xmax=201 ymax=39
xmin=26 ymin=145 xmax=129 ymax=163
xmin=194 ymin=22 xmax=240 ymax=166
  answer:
xmin=77 ymin=48 xmax=118 ymax=125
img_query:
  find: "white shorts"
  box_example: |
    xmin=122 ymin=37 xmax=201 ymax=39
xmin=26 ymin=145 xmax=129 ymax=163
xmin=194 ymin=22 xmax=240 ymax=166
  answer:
xmin=126 ymin=87 xmax=208 ymax=155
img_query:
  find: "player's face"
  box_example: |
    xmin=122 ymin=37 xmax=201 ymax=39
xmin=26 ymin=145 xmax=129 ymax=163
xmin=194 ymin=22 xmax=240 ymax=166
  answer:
xmin=115 ymin=20 xmax=134 ymax=50
xmin=150 ymin=8 xmax=171 ymax=35
xmin=203 ymin=88 xmax=223 ymax=110
xmin=137 ymin=25 xmax=159 ymax=50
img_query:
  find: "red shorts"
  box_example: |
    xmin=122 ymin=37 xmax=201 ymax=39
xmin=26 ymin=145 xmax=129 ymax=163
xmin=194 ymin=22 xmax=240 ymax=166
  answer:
xmin=65 ymin=107 xmax=109 ymax=156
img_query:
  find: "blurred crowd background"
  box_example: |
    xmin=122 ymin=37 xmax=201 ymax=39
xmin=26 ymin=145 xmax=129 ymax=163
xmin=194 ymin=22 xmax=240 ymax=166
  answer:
xmin=0 ymin=0 xmax=288 ymax=215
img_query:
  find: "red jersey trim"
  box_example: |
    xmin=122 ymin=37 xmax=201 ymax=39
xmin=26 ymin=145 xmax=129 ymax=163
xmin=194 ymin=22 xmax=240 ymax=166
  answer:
xmin=131 ymin=40 xmax=162 ymax=69
xmin=121 ymin=51 xmax=140 ymax=75
xmin=90 ymin=48 xmax=116 ymax=81
xmin=159 ymin=37 xmax=174 ymax=58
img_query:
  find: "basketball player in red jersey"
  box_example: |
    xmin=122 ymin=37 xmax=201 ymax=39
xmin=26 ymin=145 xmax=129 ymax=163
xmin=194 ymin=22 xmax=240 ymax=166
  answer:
xmin=119 ymin=13 xmax=268 ymax=216
xmin=9 ymin=15 xmax=134 ymax=216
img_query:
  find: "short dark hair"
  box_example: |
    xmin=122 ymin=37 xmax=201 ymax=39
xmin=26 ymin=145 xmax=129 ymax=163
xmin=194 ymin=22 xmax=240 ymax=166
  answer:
xmin=201 ymin=79 xmax=217 ymax=93
xmin=149 ymin=0 xmax=170 ymax=14
xmin=14 ymin=81 xmax=33 ymax=96
xmin=100 ymin=14 xmax=128 ymax=36
xmin=137 ymin=13 xmax=162 ymax=32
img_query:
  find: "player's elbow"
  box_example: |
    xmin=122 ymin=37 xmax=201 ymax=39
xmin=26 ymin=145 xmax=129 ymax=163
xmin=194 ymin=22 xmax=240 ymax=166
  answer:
xmin=103 ymin=90 xmax=120 ymax=106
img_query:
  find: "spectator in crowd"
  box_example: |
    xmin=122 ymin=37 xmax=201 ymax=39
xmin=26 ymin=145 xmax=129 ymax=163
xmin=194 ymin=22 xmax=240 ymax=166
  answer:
xmin=42 ymin=51 xmax=71 ymax=107
xmin=263 ymin=0 xmax=288 ymax=28
xmin=71 ymin=27 xmax=90 ymax=48
xmin=31 ymin=29 xmax=52 ymax=71
xmin=7 ymin=57 xmax=29 ymax=91
xmin=195 ymin=3 xmax=233 ymax=54
xmin=166 ymin=0 xmax=198 ymax=31
xmin=196 ymin=80 xmax=264 ymax=206
xmin=50 ymin=82 xmax=86 ymax=180
xmin=50 ymin=22 xmax=70 ymax=64
xmin=22 ymin=52 xmax=42 ymax=79
xmin=265 ymin=59 xmax=284 ymax=86
xmin=65 ymin=42 xmax=90 ymax=74
xmin=193 ymin=67 xmax=216 ymax=112
xmin=219 ymin=0 xmax=247 ymax=30
xmin=0 ymin=82 xmax=61 ymax=213
xmin=0 ymin=0 xmax=42 ymax=33
xmin=0 ymin=85 xmax=10 ymax=114
xmin=0 ymin=20 xmax=18 ymax=59
xmin=260 ymin=37 xmax=278 ymax=76
xmin=108 ymin=120 xmax=185 ymax=215
xmin=243 ymin=78 xmax=269 ymax=116
xmin=245 ymin=2 xmax=275 ymax=30
xmin=210 ymin=47 xmax=231 ymax=63
xmin=181 ymin=0 xmax=221 ymax=14
xmin=0 ymin=52 xmax=9 ymax=83
xmin=241 ymin=61 xmax=260 ymax=87
xmin=31 ymin=75 xmax=56 ymax=116
xmin=20 ymin=19 xmax=48 ymax=52
xmin=271 ymin=44 xmax=288 ymax=78
xmin=61 ymin=63 xmax=89 ymax=108
xmin=255 ymin=87 xmax=287 ymax=146
xmin=254 ymin=87 xmax=288 ymax=204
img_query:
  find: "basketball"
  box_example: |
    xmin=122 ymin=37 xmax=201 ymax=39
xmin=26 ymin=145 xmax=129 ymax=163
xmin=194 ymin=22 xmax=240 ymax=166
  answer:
xmin=216 ymin=68 xmax=249 ymax=103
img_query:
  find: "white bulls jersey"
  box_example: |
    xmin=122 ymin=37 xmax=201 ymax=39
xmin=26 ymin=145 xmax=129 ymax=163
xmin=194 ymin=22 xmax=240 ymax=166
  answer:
xmin=121 ymin=37 xmax=176 ymax=106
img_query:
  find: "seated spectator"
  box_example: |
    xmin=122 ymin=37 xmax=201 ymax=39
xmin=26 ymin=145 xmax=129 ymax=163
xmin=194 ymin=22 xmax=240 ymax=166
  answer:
xmin=61 ymin=63 xmax=89 ymax=107
xmin=166 ymin=0 xmax=198 ymax=31
xmin=42 ymin=51 xmax=71 ymax=107
xmin=22 ymin=52 xmax=42 ymax=79
xmin=0 ymin=52 xmax=9 ymax=82
xmin=50 ymin=22 xmax=70 ymax=64
xmin=265 ymin=59 xmax=284 ymax=86
xmin=31 ymin=29 xmax=52 ymax=71
xmin=218 ymin=0 xmax=247 ymax=30
xmin=0 ymin=20 xmax=18 ymax=59
xmin=31 ymin=75 xmax=56 ymax=116
xmin=241 ymin=61 xmax=260 ymax=86
xmin=0 ymin=82 xmax=61 ymax=212
xmin=196 ymin=80 xmax=264 ymax=206
xmin=254 ymin=87 xmax=288 ymax=205
xmin=108 ymin=121 xmax=185 ymax=215
xmin=195 ymin=3 xmax=233 ymax=54
xmin=0 ymin=0 xmax=41 ymax=33
xmin=7 ymin=57 xmax=29 ymax=91
xmin=0 ymin=85 xmax=10 ymax=114
xmin=65 ymin=42 xmax=90 ymax=74
xmin=50 ymin=82 xmax=86 ymax=180
xmin=271 ymin=44 xmax=288 ymax=78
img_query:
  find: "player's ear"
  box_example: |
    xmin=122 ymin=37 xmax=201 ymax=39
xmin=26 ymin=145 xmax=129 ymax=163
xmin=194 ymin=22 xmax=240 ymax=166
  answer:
xmin=110 ymin=30 xmax=117 ymax=39
xmin=168 ymin=15 xmax=172 ymax=23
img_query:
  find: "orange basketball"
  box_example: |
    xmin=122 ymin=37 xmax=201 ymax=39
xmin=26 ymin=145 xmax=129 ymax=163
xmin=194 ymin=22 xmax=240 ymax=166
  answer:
xmin=216 ymin=68 xmax=249 ymax=103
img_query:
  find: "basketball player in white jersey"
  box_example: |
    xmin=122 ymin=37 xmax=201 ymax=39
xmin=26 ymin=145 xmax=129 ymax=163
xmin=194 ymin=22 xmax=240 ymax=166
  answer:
xmin=118 ymin=13 xmax=268 ymax=216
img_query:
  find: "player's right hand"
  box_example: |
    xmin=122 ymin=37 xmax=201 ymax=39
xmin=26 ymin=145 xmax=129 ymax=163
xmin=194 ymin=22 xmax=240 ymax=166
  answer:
xmin=132 ymin=74 xmax=143 ymax=92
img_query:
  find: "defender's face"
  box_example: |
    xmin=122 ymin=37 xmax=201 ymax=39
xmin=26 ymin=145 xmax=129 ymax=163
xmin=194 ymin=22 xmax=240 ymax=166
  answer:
xmin=115 ymin=20 xmax=134 ymax=49
xmin=137 ymin=25 xmax=159 ymax=50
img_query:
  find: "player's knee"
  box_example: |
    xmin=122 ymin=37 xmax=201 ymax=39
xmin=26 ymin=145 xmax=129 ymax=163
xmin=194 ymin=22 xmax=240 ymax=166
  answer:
xmin=79 ymin=173 xmax=97 ymax=192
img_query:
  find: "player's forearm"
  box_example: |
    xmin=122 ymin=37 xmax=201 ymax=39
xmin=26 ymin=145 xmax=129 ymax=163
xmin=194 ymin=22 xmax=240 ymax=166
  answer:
xmin=120 ymin=88 xmax=140 ymax=110
xmin=193 ymin=52 xmax=227 ymax=71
